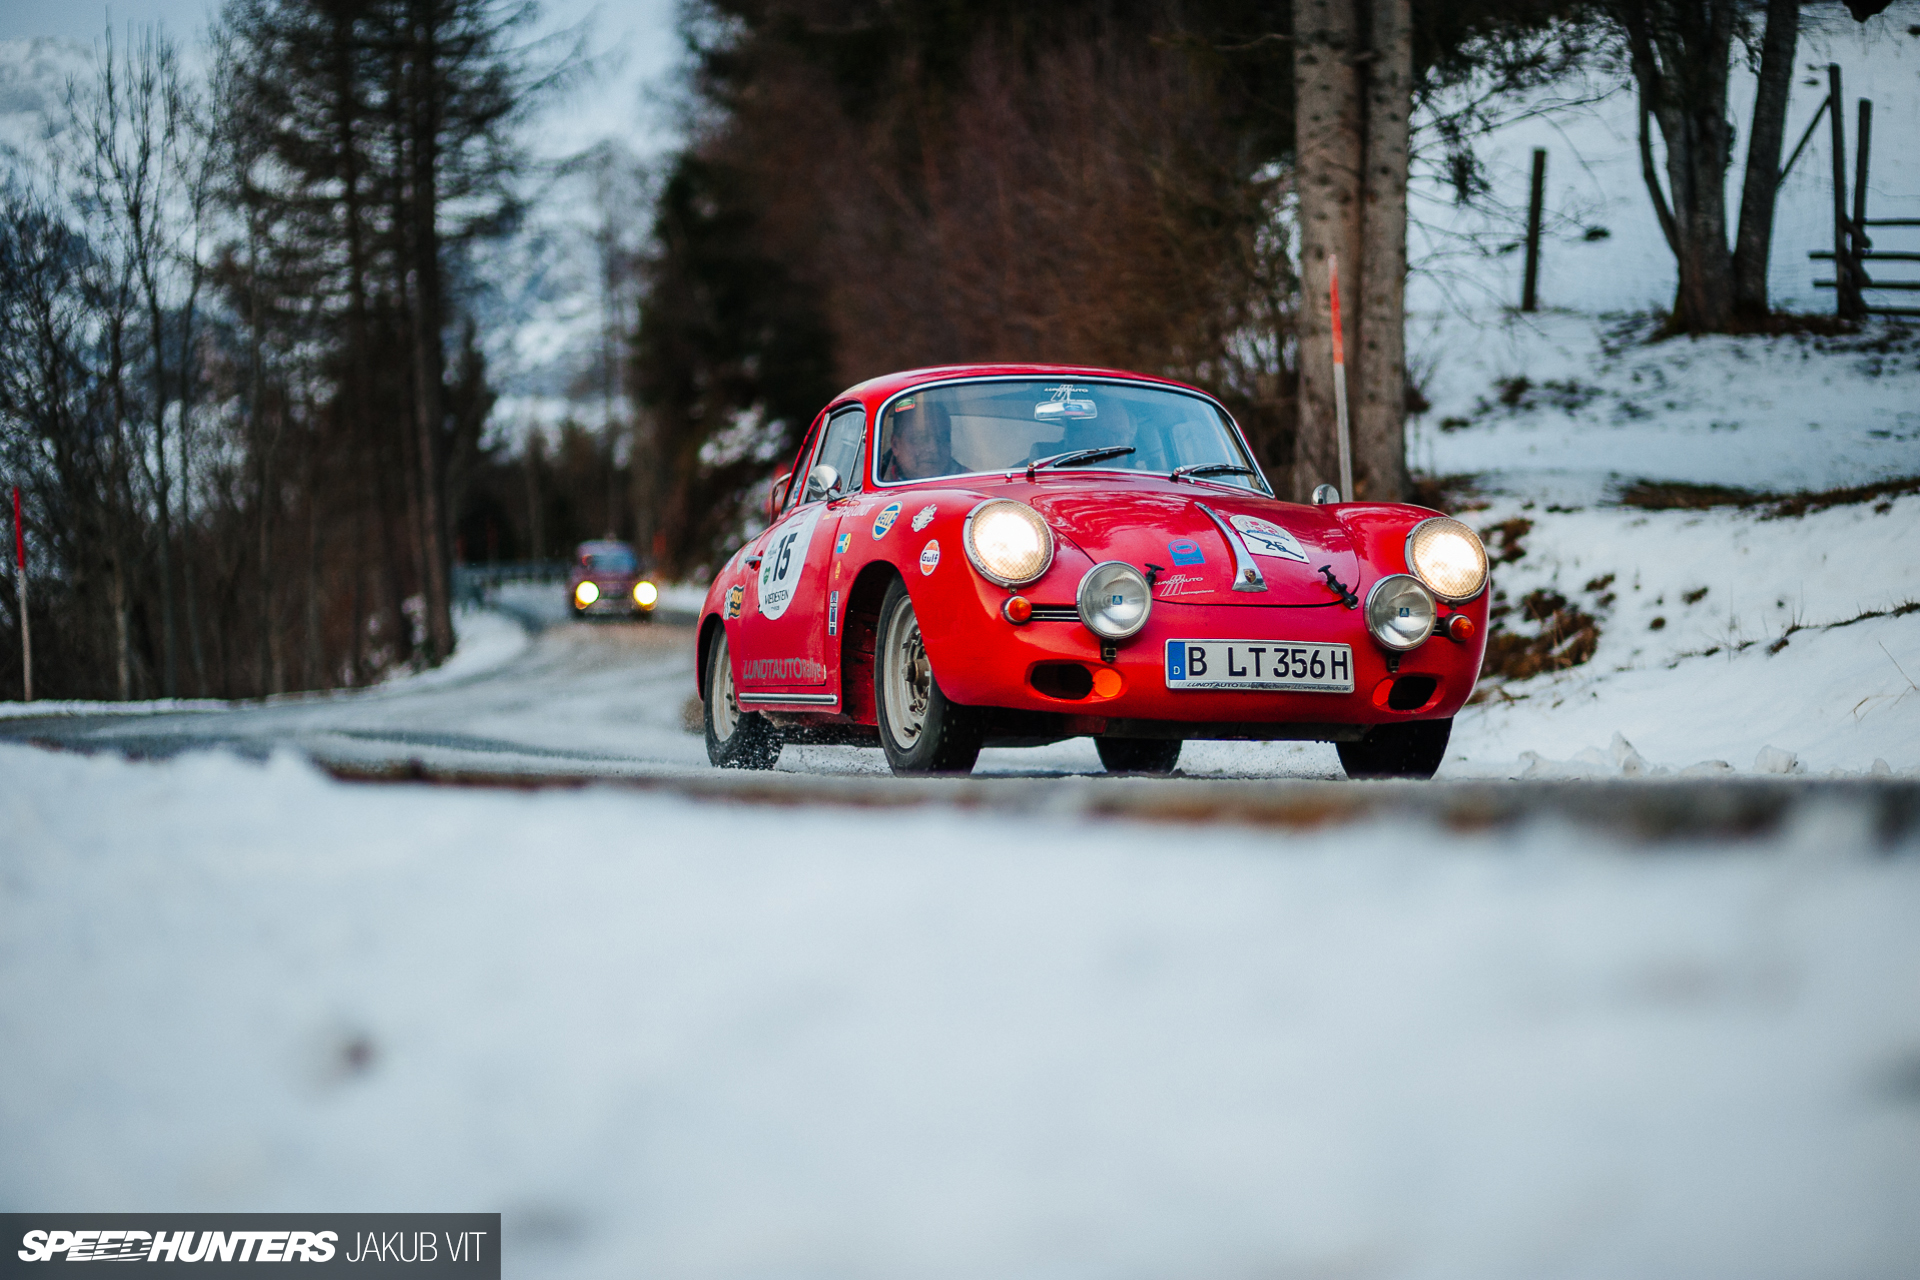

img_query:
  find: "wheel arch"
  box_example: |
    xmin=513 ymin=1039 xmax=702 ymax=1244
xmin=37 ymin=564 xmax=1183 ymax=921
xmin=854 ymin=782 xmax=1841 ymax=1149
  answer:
xmin=839 ymin=560 xmax=902 ymax=724
xmin=696 ymin=612 xmax=726 ymax=697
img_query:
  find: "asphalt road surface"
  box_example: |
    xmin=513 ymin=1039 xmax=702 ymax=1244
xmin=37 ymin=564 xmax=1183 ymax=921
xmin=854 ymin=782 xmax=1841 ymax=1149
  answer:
xmin=7 ymin=600 xmax=1917 ymax=845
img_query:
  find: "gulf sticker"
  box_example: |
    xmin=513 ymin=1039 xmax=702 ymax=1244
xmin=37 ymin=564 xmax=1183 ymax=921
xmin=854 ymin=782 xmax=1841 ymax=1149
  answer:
xmin=872 ymin=502 xmax=902 ymax=539
xmin=911 ymin=503 xmax=938 ymax=532
xmin=1229 ymin=513 xmax=1309 ymax=562
xmin=919 ymin=539 xmax=940 ymax=575
xmin=835 ymin=531 xmax=851 ymax=554
xmin=725 ymin=584 xmax=744 ymax=619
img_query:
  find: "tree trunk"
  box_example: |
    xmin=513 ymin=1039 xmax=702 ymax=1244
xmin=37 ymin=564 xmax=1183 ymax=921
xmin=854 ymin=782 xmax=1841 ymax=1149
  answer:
xmin=1291 ymin=0 xmax=1363 ymax=503
xmin=1732 ymin=0 xmax=1799 ymax=315
xmin=1619 ymin=0 xmax=1738 ymax=334
xmin=1356 ymin=0 xmax=1411 ymax=501
xmin=408 ymin=0 xmax=456 ymax=663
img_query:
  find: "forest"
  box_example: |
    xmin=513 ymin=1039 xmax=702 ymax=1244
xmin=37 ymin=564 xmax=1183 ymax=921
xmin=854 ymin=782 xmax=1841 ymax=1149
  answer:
xmin=0 ymin=0 xmax=1882 ymax=699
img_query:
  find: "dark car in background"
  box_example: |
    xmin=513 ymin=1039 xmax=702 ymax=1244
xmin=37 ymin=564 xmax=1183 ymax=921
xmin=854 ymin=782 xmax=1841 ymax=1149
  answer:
xmin=569 ymin=540 xmax=658 ymax=619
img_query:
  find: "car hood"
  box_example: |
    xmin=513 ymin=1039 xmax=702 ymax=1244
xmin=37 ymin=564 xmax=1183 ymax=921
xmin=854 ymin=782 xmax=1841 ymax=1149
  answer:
xmin=1026 ymin=485 xmax=1361 ymax=607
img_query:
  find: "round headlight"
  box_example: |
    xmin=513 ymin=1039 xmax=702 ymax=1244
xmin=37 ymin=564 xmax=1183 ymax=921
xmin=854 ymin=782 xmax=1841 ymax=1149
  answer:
xmin=1406 ymin=517 xmax=1488 ymax=602
xmin=1365 ymin=574 xmax=1435 ymax=651
xmin=633 ymin=580 xmax=659 ymax=608
xmin=1077 ymin=561 xmax=1152 ymax=640
xmin=964 ymin=500 xmax=1054 ymax=587
xmin=574 ymin=581 xmax=600 ymax=606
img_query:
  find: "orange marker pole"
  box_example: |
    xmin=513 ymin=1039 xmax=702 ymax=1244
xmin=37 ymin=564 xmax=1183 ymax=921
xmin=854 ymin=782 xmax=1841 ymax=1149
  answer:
xmin=1328 ymin=255 xmax=1354 ymax=502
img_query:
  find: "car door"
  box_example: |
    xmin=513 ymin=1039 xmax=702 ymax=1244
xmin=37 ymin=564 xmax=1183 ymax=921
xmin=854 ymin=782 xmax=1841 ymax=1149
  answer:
xmin=736 ymin=403 xmax=867 ymax=706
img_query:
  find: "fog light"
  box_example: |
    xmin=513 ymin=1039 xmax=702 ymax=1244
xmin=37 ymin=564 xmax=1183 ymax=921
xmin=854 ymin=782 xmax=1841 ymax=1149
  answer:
xmin=634 ymin=580 xmax=659 ymax=609
xmin=1076 ymin=562 xmax=1151 ymax=640
xmin=1364 ymin=574 xmax=1434 ymax=651
xmin=574 ymin=581 xmax=600 ymax=607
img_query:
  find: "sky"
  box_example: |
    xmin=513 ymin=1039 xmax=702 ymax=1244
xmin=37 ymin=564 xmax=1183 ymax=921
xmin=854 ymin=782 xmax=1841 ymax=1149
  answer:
xmin=0 ymin=0 xmax=684 ymax=158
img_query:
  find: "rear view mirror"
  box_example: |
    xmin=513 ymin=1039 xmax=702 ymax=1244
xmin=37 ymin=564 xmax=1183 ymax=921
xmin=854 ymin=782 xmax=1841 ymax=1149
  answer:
xmin=804 ymin=463 xmax=839 ymax=504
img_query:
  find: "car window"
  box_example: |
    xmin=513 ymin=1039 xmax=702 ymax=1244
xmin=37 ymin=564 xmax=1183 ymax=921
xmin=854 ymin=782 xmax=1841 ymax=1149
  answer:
xmin=780 ymin=414 xmax=827 ymax=514
xmin=583 ymin=549 xmax=637 ymax=572
xmin=811 ymin=405 xmax=866 ymax=497
xmin=874 ymin=379 xmax=1263 ymax=491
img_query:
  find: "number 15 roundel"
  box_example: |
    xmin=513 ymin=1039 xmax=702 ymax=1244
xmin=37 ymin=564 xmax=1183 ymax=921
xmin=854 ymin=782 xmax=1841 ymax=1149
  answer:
xmin=757 ymin=505 xmax=825 ymax=620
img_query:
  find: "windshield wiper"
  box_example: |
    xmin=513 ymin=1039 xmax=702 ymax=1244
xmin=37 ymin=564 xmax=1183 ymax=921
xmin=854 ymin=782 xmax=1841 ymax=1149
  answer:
xmin=1026 ymin=445 xmax=1135 ymax=480
xmin=1172 ymin=462 xmax=1257 ymax=482
xmin=1169 ymin=463 xmax=1257 ymax=484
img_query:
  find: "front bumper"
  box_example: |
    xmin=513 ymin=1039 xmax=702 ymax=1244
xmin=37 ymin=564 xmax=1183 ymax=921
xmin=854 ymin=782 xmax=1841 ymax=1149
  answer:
xmin=921 ymin=590 xmax=1487 ymax=729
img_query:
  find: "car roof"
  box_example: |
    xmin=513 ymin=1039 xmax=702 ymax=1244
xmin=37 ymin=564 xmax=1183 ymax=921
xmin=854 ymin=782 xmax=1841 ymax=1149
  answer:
xmin=830 ymin=363 xmax=1210 ymax=407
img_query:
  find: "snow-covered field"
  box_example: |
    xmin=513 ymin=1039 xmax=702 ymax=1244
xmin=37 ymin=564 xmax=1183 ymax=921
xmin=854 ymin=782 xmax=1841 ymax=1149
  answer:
xmin=4 ymin=743 xmax=1918 ymax=1279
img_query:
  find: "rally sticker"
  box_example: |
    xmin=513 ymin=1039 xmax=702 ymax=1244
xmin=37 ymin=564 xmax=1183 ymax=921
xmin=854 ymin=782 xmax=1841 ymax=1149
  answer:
xmin=919 ymin=540 xmax=941 ymax=575
xmin=835 ymin=532 xmax=850 ymax=554
xmin=758 ymin=505 xmax=825 ymax=620
xmin=911 ymin=503 xmax=938 ymax=532
xmin=828 ymin=589 xmax=840 ymax=636
xmin=872 ymin=502 xmax=902 ymax=539
xmin=1229 ymin=514 xmax=1308 ymax=562
xmin=1169 ymin=537 xmax=1205 ymax=565
xmin=725 ymin=584 xmax=744 ymax=619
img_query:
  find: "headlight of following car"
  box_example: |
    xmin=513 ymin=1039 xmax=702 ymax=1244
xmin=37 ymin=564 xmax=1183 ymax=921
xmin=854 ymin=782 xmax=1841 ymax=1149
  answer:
xmin=964 ymin=500 xmax=1054 ymax=587
xmin=1406 ymin=516 xmax=1488 ymax=602
xmin=1365 ymin=574 xmax=1435 ymax=651
xmin=574 ymin=581 xmax=600 ymax=607
xmin=633 ymin=580 xmax=658 ymax=609
xmin=1077 ymin=561 xmax=1152 ymax=640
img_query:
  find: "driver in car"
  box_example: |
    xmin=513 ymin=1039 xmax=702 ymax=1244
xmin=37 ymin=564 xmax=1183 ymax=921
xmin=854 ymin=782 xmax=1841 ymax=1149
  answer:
xmin=879 ymin=398 xmax=958 ymax=480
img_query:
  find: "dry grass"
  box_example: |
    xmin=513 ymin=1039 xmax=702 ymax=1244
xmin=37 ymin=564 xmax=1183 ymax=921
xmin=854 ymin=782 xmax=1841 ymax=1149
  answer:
xmin=1618 ymin=475 xmax=1920 ymax=519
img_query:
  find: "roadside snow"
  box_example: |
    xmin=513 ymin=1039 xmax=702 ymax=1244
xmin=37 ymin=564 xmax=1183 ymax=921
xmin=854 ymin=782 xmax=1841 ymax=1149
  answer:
xmin=2 ymin=742 xmax=1917 ymax=1278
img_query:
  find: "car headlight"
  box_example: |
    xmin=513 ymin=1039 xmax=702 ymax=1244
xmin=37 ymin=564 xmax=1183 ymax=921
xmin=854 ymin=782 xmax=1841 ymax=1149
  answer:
xmin=1406 ymin=517 xmax=1488 ymax=602
xmin=1365 ymin=574 xmax=1435 ymax=651
xmin=1077 ymin=561 xmax=1152 ymax=640
xmin=964 ymin=500 xmax=1054 ymax=587
xmin=633 ymin=580 xmax=658 ymax=608
xmin=574 ymin=581 xmax=599 ymax=606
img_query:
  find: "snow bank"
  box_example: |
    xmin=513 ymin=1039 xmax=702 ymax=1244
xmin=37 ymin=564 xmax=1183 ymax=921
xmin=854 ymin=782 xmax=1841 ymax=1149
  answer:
xmin=3 ymin=743 xmax=1917 ymax=1278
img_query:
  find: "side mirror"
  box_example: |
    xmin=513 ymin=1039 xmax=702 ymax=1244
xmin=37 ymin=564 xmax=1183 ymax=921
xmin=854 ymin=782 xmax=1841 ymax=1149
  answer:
xmin=769 ymin=473 xmax=794 ymax=519
xmin=1311 ymin=483 xmax=1340 ymax=505
xmin=803 ymin=463 xmax=839 ymax=504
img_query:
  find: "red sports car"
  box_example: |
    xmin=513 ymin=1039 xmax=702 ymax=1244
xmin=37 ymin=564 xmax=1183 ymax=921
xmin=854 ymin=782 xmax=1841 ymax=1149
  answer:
xmin=696 ymin=365 xmax=1489 ymax=778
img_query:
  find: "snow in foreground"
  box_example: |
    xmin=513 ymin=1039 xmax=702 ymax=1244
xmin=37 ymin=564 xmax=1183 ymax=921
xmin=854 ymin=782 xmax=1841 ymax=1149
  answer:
xmin=3 ymin=743 xmax=1918 ymax=1278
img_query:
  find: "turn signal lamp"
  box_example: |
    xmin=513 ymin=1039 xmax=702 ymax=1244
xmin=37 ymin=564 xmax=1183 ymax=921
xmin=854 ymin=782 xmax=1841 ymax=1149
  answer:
xmin=574 ymin=581 xmax=600 ymax=607
xmin=1003 ymin=596 xmax=1032 ymax=624
xmin=634 ymin=581 xmax=659 ymax=609
xmin=1446 ymin=614 xmax=1475 ymax=642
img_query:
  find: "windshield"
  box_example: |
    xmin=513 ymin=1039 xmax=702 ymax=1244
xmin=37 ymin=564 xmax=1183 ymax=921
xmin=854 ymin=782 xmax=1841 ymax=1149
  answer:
xmin=582 ymin=548 xmax=638 ymax=573
xmin=874 ymin=379 xmax=1264 ymax=492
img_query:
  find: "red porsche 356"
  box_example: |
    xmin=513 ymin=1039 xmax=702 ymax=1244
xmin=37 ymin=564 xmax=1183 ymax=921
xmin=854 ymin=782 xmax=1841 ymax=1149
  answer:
xmin=697 ymin=365 xmax=1489 ymax=778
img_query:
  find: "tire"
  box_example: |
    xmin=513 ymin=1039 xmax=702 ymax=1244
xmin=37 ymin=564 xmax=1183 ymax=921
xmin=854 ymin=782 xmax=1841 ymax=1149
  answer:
xmin=1337 ymin=718 xmax=1452 ymax=780
xmin=704 ymin=627 xmax=782 ymax=769
xmin=1095 ymin=737 xmax=1182 ymax=774
xmin=874 ymin=577 xmax=981 ymax=775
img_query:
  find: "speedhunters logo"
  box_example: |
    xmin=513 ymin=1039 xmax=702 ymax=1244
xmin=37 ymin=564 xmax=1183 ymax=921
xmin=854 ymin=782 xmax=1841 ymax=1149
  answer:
xmin=2 ymin=1216 xmax=497 ymax=1275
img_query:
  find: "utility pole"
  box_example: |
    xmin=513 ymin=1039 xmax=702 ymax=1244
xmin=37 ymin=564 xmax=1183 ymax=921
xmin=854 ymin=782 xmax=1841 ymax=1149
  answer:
xmin=1828 ymin=64 xmax=1863 ymax=320
xmin=1522 ymin=148 xmax=1546 ymax=312
xmin=12 ymin=486 xmax=31 ymax=702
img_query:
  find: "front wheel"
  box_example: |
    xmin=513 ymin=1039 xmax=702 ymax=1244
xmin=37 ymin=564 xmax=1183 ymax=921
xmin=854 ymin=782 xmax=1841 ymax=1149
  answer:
xmin=1337 ymin=718 xmax=1451 ymax=780
xmin=704 ymin=627 xmax=782 ymax=769
xmin=1095 ymin=737 xmax=1182 ymax=774
xmin=874 ymin=578 xmax=981 ymax=775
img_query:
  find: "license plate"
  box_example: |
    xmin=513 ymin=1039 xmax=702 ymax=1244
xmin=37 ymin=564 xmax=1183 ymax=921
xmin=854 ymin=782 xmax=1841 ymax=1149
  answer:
xmin=1164 ymin=639 xmax=1354 ymax=692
